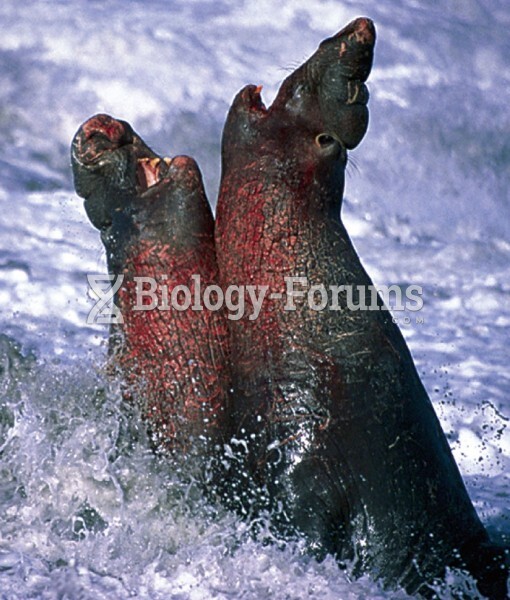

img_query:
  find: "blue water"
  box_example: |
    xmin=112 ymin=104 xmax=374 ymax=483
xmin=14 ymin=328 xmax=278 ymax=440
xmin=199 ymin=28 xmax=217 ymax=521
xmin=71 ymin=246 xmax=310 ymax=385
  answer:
xmin=0 ymin=1 xmax=508 ymax=597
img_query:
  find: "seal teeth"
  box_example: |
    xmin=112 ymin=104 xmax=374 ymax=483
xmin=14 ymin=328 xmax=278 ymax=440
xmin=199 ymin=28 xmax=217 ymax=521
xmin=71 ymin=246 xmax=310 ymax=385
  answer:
xmin=138 ymin=157 xmax=161 ymax=165
xmin=137 ymin=157 xmax=164 ymax=190
xmin=163 ymin=157 xmax=173 ymax=166
xmin=146 ymin=157 xmax=162 ymax=171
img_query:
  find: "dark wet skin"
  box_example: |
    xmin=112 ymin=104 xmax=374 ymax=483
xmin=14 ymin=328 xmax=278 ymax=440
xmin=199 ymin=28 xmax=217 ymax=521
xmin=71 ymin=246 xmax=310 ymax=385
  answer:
xmin=215 ymin=18 xmax=508 ymax=598
xmin=71 ymin=115 xmax=232 ymax=455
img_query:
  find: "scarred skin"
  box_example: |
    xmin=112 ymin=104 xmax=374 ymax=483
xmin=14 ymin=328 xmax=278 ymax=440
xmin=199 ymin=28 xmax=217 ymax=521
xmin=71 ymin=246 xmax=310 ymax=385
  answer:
xmin=215 ymin=18 xmax=508 ymax=598
xmin=72 ymin=115 xmax=231 ymax=454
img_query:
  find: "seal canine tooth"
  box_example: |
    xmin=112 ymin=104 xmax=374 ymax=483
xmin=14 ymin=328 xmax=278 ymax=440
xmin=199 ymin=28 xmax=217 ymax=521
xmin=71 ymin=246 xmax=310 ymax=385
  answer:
xmin=346 ymin=80 xmax=360 ymax=104
xmin=149 ymin=157 xmax=161 ymax=169
xmin=215 ymin=17 xmax=508 ymax=599
xmin=136 ymin=157 xmax=162 ymax=167
xmin=137 ymin=157 xmax=164 ymax=189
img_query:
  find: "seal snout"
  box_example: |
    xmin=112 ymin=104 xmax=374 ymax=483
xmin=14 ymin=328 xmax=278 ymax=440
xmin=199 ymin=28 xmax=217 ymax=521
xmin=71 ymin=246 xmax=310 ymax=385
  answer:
xmin=324 ymin=16 xmax=376 ymax=84
xmin=72 ymin=113 xmax=133 ymax=167
xmin=82 ymin=114 xmax=128 ymax=145
xmin=312 ymin=17 xmax=376 ymax=150
xmin=341 ymin=17 xmax=375 ymax=47
xmin=74 ymin=114 xmax=179 ymax=196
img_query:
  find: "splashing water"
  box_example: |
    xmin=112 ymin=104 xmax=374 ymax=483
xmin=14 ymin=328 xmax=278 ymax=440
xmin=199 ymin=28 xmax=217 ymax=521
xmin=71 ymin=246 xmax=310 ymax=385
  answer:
xmin=0 ymin=0 xmax=508 ymax=597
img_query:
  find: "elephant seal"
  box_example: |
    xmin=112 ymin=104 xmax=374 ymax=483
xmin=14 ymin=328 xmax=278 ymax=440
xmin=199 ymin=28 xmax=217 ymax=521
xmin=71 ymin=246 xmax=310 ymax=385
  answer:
xmin=215 ymin=17 xmax=508 ymax=598
xmin=72 ymin=114 xmax=231 ymax=454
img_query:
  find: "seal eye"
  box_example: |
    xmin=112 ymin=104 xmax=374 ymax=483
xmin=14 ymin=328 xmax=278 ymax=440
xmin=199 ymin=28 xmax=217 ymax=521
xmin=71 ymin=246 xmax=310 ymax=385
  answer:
xmin=315 ymin=134 xmax=337 ymax=148
xmin=315 ymin=133 xmax=346 ymax=162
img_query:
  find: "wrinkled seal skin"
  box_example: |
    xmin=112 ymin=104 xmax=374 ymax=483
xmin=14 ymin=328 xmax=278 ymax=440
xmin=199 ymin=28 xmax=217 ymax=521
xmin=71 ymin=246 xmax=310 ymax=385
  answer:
xmin=215 ymin=18 xmax=508 ymax=598
xmin=72 ymin=114 xmax=231 ymax=454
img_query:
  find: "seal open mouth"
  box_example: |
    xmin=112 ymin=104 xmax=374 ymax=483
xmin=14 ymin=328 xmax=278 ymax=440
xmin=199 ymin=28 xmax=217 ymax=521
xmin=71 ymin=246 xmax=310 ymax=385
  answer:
xmin=136 ymin=156 xmax=173 ymax=193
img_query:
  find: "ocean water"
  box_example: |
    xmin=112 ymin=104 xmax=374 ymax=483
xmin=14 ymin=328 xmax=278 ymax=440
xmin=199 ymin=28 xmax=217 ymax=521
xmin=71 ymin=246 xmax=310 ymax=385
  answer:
xmin=0 ymin=0 xmax=508 ymax=597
